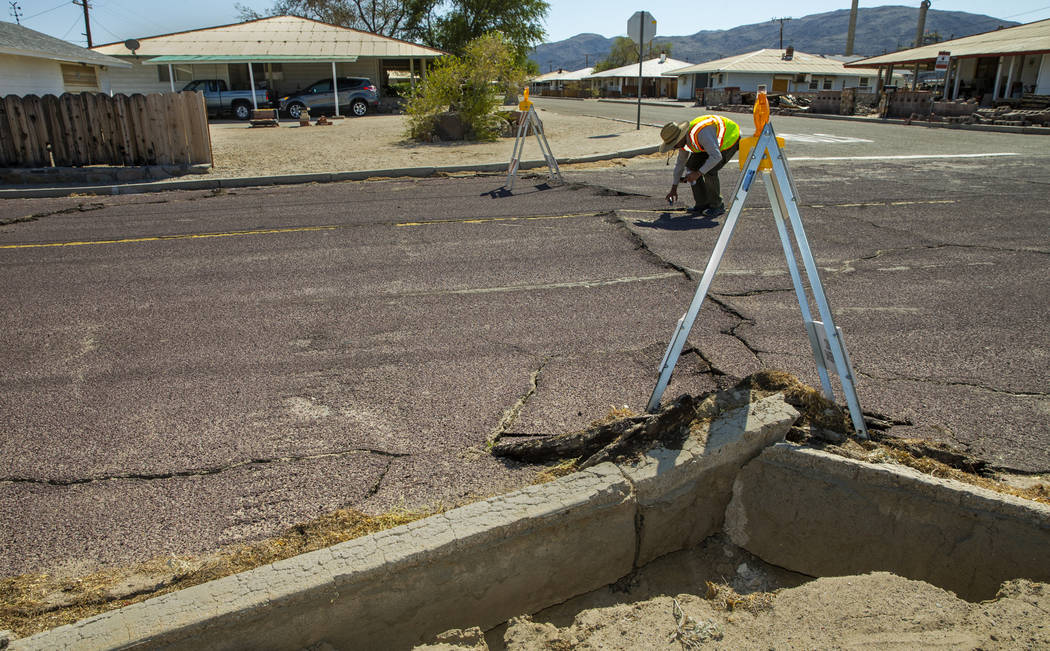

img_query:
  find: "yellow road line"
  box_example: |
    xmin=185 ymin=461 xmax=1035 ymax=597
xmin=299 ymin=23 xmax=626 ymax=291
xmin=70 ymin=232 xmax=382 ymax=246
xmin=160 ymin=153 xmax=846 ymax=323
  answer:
xmin=2 ymin=213 xmax=602 ymax=249
xmin=0 ymin=225 xmax=339 ymax=250
xmin=396 ymin=212 xmax=597 ymax=227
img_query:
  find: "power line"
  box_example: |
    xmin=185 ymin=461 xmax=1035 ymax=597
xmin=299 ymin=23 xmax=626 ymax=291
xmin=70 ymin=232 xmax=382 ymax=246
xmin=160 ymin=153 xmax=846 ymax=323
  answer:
xmin=24 ymin=0 xmax=67 ymax=20
xmin=1002 ymin=4 xmax=1050 ymax=19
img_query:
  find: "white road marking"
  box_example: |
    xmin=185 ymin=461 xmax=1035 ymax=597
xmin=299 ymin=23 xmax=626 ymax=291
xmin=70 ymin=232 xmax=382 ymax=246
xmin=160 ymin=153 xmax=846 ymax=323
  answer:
xmin=788 ymin=153 xmax=1019 ymax=161
xmin=779 ymin=132 xmax=874 ymax=143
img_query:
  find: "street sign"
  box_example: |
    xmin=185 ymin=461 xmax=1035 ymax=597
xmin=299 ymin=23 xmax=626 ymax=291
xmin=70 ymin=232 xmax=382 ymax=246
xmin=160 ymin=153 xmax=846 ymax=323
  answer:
xmin=627 ymin=11 xmax=657 ymax=130
xmin=627 ymin=11 xmax=657 ymax=44
xmin=935 ymin=51 xmax=950 ymax=71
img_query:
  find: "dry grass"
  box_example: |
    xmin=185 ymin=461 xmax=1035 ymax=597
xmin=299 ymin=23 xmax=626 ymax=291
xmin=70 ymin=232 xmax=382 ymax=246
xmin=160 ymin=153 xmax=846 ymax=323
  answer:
xmin=874 ymin=447 xmax=1050 ymax=506
xmin=0 ymin=506 xmax=431 ymax=638
xmin=704 ymin=581 xmax=774 ymax=614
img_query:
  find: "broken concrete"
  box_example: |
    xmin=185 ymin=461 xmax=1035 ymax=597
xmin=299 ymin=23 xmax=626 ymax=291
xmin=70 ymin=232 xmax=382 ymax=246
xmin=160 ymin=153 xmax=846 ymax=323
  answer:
xmin=13 ymin=396 xmax=1050 ymax=649
xmin=725 ymin=443 xmax=1050 ymax=600
xmin=619 ymin=396 xmax=799 ymax=565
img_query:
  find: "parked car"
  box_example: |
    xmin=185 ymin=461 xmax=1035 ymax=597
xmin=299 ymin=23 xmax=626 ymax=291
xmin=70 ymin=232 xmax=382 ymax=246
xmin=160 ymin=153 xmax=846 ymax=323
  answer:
xmin=278 ymin=77 xmax=379 ymax=119
xmin=182 ymin=79 xmax=272 ymax=121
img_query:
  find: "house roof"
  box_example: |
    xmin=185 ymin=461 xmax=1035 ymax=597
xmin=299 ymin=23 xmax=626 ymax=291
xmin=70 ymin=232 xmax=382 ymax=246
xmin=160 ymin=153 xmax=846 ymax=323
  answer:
xmin=847 ymin=18 xmax=1050 ymax=67
xmin=532 ymin=67 xmax=594 ymax=82
xmin=665 ymin=49 xmax=882 ymax=77
xmin=0 ymin=20 xmax=130 ymax=67
xmin=91 ymin=15 xmax=445 ymax=62
xmin=586 ymin=56 xmax=692 ymax=79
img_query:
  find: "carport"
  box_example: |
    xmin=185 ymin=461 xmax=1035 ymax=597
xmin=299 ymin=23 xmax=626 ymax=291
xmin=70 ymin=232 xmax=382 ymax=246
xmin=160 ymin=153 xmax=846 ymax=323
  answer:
xmin=91 ymin=15 xmax=446 ymax=111
xmin=846 ymin=18 xmax=1050 ymax=101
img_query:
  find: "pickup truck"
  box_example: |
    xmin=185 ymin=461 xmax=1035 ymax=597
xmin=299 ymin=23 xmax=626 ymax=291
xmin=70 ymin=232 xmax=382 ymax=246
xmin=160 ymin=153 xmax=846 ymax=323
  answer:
xmin=181 ymin=79 xmax=272 ymax=120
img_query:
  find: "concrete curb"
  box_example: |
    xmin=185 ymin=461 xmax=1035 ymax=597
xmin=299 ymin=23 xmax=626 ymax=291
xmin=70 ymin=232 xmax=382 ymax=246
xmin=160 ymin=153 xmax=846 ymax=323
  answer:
xmin=725 ymin=442 xmax=1050 ymax=601
xmin=15 ymin=398 xmax=1050 ymax=648
xmin=0 ymin=148 xmax=660 ymax=200
xmin=13 ymin=395 xmax=799 ymax=650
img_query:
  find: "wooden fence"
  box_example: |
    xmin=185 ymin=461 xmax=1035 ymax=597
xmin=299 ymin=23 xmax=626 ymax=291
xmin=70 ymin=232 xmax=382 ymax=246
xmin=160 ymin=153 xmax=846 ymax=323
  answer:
xmin=0 ymin=91 xmax=212 ymax=169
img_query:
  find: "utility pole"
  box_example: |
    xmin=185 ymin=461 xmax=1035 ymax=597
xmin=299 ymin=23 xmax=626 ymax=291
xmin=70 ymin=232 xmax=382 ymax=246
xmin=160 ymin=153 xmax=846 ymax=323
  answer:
xmin=913 ymin=0 xmax=931 ymax=89
xmin=772 ymin=17 xmax=792 ymax=50
xmin=845 ymin=0 xmax=859 ymax=55
xmin=73 ymin=0 xmax=93 ymax=48
xmin=9 ymin=2 xmax=22 ymax=24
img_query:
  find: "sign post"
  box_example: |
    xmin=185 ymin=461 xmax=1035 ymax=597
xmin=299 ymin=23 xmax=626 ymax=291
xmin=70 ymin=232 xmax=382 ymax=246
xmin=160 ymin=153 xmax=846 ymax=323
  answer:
xmin=627 ymin=11 xmax=656 ymax=130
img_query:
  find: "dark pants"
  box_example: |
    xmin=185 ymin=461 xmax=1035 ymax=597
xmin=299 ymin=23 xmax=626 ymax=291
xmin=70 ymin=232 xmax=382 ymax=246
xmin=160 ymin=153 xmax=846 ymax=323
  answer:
xmin=684 ymin=140 xmax=739 ymax=210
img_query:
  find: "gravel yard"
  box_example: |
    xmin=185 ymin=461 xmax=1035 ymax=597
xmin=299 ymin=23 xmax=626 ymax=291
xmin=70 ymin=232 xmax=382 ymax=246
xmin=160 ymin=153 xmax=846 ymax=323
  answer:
xmin=206 ymin=108 xmax=660 ymax=179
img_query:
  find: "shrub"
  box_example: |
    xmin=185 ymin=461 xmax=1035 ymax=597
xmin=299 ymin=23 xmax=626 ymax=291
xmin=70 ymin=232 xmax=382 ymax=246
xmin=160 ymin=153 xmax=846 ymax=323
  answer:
xmin=405 ymin=32 xmax=528 ymax=142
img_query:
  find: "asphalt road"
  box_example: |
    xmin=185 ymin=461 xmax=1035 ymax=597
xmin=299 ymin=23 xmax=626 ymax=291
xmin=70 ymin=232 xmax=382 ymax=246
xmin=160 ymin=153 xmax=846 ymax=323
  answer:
xmin=1 ymin=108 xmax=1048 ymax=575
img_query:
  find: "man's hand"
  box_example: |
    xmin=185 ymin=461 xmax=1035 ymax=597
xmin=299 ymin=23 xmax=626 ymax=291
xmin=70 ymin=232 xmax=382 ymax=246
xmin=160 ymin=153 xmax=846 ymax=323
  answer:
xmin=684 ymin=170 xmax=701 ymax=183
xmin=665 ymin=186 xmax=678 ymax=204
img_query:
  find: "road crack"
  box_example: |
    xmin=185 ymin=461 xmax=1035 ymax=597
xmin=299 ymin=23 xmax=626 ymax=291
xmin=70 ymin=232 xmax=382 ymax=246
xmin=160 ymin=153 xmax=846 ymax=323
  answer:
xmin=857 ymin=370 xmax=1047 ymax=398
xmin=1 ymin=447 xmax=408 ymax=487
xmin=486 ymin=357 xmax=553 ymax=447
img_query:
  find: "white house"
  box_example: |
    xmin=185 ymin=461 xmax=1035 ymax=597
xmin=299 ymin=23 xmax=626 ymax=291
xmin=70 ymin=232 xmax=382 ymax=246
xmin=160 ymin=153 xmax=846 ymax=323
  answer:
xmin=585 ymin=55 xmax=691 ymax=98
xmin=0 ymin=21 xmax=130 ymax=96
xmin=529 ymin=66 xmax=594 ymax=96
xmin=847 ymin=18 xmax=1050 ymax=100
xmin=664 ymin=49 xmax=887 ymax=100
xmin=89 ymin=15 xmax=445 ymax=99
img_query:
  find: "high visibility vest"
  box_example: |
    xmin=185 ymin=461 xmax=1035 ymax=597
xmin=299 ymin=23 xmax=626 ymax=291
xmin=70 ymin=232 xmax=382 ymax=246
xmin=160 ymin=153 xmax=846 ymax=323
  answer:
xmin=683 ymin=115 xmax=740 ymax=153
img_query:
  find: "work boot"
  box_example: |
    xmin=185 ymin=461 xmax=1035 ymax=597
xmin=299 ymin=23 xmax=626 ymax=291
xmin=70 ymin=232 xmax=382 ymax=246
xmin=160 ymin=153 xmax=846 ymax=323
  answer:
xmin=702 ymin=206 xmax=726 ymax=218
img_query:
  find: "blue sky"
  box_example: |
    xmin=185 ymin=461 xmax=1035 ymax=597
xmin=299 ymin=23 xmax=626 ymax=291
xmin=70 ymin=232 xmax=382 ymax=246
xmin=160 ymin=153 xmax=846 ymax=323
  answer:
xmin=16 ymin=0 xmax=1050 ymax=48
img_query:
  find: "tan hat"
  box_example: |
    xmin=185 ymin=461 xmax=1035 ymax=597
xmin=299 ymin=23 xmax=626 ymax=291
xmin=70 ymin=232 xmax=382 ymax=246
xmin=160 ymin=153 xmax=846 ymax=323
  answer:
xmin=659 ymin=121 xmax=688 ymax=153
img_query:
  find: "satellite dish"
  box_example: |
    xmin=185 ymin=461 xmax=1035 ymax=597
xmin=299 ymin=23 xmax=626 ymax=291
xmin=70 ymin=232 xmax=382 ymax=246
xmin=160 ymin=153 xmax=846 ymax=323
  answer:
xmin=124 ymin=39 xmax=140 ymax=54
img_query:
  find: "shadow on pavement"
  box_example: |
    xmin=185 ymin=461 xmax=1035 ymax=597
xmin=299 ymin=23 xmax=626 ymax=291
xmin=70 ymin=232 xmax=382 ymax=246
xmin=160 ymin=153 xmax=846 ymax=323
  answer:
xmin=633 ymin=212 xmax=721 ymax=231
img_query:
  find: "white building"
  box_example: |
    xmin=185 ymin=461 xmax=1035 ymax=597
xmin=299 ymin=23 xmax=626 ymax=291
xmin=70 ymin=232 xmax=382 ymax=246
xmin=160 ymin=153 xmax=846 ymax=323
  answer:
xmin=664 ymin=49 xmax=887 ymax=101
xmin=0 ymin=21 xmax=130 ymax=96
xmin=847 ymin=18 xmax=1050 ymax=100
xmin=529 ymin=67 xmax=594 ymax=96
xmin=585 ymin=55 xmax=692 ymax=98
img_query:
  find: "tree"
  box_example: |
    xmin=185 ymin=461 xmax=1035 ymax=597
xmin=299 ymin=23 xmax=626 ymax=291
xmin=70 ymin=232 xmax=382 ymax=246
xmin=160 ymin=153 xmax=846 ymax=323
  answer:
xmin=237 ymin=0 xmax=550 ymax=61
xmin=592 ymin=36 xmax=673 ymax=72
xmin=410 ymin=0 xmax=549 ymax=60
xmin=235 ymin=0 xmax=421 ymax=37
xmin=405 ymin=32 xmax=529 ymax=142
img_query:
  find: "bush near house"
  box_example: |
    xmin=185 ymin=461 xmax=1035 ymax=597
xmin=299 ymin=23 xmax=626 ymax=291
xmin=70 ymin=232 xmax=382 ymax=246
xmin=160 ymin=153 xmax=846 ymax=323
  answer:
xmin=405 ymin=33 xmax=529 ymax=142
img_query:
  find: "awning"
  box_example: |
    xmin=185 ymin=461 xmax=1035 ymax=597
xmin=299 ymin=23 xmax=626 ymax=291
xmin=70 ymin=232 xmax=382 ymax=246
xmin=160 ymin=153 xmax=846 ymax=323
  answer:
xmin=143 ymin=54 xmax=359 ymax=65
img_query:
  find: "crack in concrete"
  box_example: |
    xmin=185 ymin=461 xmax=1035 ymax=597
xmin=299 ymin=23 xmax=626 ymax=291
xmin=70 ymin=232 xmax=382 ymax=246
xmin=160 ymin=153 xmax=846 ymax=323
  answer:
xmin=712 ymin=288 xmax=793 ymax=298
xmin=857 ymin=370 xmax=1047 ymax=399
xmin=610 ymin=213 xmax=693 ymax=279
xmin=486 ymin=358 xmax=551 ymax=447
xmin=1 ymin=447 xmax=409 ymax=487
xmin=0 ymin=202 xmax=106 ymax=227
xmin=367 ymin=458 xmax=396 ymax=498
xmin=682 ymin=346 xmax=729 ymax=378
xmin=724 ymin=321 xmax=765 ymax=361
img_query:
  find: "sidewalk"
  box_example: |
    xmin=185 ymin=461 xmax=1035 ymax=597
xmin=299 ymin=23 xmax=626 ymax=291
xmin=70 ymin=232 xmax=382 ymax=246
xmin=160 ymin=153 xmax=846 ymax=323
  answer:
xmin=0 ymin=111 xmax=661 ymax=199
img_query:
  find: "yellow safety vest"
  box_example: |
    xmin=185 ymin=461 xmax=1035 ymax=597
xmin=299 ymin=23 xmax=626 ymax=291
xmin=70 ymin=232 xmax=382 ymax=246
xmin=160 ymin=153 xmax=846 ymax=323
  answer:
xmin=683 ymin=115 xmax=740 ymax=153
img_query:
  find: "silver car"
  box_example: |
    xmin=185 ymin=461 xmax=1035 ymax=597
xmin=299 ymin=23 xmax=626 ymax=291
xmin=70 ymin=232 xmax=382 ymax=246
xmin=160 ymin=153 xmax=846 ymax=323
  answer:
xmin=278 ymin=77 xmax=379 ymax=119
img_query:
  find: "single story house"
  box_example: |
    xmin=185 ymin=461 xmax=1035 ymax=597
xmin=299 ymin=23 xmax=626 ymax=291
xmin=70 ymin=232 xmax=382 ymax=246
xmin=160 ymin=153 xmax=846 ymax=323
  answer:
xmin=0 ymin=21 xmax=130 ymax=96
xmin=664 ymin=48 xmax=890 ymax=101
xmin=89 ymin=15 xmax=445 ymax=101
xmin=529 ymin=66 xmax=594 ymax=96
xmin=585 ymin=55 xmax=691 ymax=98
xmin=846 ymin=18 xmax=1050 ymax=101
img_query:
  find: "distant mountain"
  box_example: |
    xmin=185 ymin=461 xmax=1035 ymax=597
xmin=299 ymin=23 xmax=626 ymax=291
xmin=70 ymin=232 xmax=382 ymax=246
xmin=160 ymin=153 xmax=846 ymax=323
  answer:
xmin=530 ymin=6 xmax=1019 ymax=72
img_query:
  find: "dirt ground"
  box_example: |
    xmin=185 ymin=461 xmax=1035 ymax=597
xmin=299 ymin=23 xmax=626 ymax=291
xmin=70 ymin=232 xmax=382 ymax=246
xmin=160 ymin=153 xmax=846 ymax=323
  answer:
xmin=205 ymin=107 xmax=661 ymax=179
xmin=418 ymin=536 xmax=1050 ymax=651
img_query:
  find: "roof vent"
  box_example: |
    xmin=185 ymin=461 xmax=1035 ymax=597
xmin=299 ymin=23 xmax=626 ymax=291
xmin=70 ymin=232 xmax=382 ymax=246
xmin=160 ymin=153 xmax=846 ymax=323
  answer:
xmin=124 ymin=39 xmax=140 ymax=56
xmin=782 ymin=46 xmax=794 ymax=60
xmin=659 ymin=52 xmax=667 ymax=63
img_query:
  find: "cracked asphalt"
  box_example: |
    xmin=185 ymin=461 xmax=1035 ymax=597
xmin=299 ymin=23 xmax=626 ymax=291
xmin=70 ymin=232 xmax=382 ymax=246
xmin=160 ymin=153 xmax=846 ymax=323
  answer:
xmin=1 ymin=114 xmax=1048 ymax=576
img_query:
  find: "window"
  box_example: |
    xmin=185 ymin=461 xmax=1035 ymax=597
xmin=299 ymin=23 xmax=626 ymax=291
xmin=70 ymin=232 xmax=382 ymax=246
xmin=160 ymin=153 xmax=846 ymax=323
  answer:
xmin=809 ymin=76 xmax=819 ymax=90
xmin=822 ymin=77 xmax=833 ymax=90
xmin=859 ymin=77 xmax=870 ymax=88
xmin=158 ymin=65 xmax=193 ymax=83
xmin=61 ymin=64 xmax=98 ymax=90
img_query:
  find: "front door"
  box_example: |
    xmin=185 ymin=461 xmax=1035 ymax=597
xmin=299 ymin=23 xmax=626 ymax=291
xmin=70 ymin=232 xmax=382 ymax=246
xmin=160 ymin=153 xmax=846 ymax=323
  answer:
xmin=772 ymin=78 xmax=789 ymax=93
